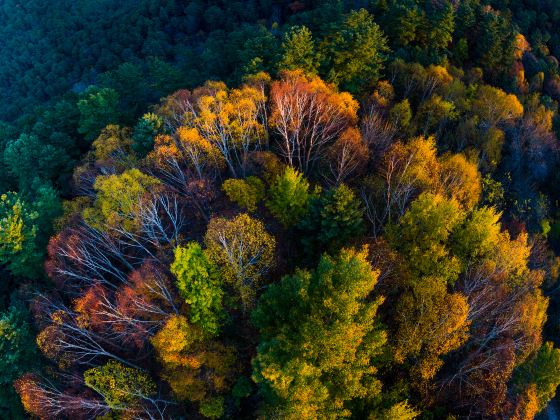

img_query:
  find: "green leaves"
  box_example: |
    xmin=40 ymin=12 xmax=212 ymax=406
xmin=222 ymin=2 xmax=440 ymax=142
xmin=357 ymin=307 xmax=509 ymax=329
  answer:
xmin=321 ymin=9 xmax=389 ymax=93
xmin=299 ymin=183 xmax=365 ymax=256
xmin=252 ymin=247 xmax=387 ymax=418
xmin=77 ymin=87 xmax=120 ymax=142
xmin=513 ymin=342 xmax=560 ymax=410
xmin=172 ymin=242 xmax=225 ymax=336
xmin=222 ymin=176 xmax=265 ymax=213
xmin=279 ymin=26 xmax=319 ymax=75
xmin=132 ymin=113 xmax=164 ymax=157
xmin=386 ymin=192 xmax=464 ymax=285
xmin=266 ymin=167 xmax=314 ymax=227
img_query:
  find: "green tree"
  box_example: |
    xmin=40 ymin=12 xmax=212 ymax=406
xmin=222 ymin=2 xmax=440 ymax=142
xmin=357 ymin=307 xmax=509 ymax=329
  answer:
xmin=3 ymin=134 xmax=71 ymax=191
xmin=299 ymin=184 xmax=365 ymax=256
xmin=171 ymin=242 xmax=225 ymax=336
xmin=386 ymin=193 xmax=465 ymax=284
xmin=278 ymin=26 xmax=319 ymax=75
xmin=321 ymin=9 xmax=389 ymax=93
xmin=252 ymin=247 xmax=387 ymax=419
xmin=222 ymin=176 xmax=265 ymax=213
xmin=266 ymin=167 xmax=314 ymax=227
xmin=513 ymin=342 xmax=560 ymax=411
xmin=77 ymin=87 xmax=120 ymax=142
xmin=132 ymin=112 xmax=164 ymax=157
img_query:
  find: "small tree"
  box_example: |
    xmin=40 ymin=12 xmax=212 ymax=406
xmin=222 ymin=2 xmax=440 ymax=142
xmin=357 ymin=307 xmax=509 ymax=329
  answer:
xmin=299 ymin=184 xmax=365 ymax=256
xmin=0 ymin=192 xmax=42 ymax=278
xmin=171 ymin=242 xmax=225 ymax=336
xmin=222 ymin=177 xmax=265 ymax=213
xmin=266 ymin=166 xmax=314 ymax=227
xmin=77 ymin=87 xmax=120 ymax=142
xmin=84 ymin=360 xmax=156 ymax=410
xmin=278 ymin=26 xmax=319 ymax=75
xmin=132 ymin=113 xmax=164 ymax=157
xmin=205 ymin=214 xmax=275 ymax=309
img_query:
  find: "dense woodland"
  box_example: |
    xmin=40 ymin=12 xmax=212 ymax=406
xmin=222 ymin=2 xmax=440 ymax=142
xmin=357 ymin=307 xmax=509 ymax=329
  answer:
xmin=3 ymin=0 xmax=560 ymax=418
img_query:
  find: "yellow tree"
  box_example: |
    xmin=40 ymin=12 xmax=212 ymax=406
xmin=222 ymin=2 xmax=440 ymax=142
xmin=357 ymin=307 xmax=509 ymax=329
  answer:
xmin=472 ymin=85 xmax=524 ymax=127
xmin=151 ymin=315 xmax=236 ymax=418
xmin=205 ymin=213 xmax=275 ymax=309
xmin=386 ymin=193 xmax=470 ymax=388
xmin=177 ymin=81 xmax=267 ymax=177
xmin=82 ymin=168 xmax=161 ymax=232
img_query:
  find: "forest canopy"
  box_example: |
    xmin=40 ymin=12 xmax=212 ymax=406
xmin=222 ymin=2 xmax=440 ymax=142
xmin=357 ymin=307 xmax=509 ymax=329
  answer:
xmin=2 ymin=0 xmax=560 ymax=419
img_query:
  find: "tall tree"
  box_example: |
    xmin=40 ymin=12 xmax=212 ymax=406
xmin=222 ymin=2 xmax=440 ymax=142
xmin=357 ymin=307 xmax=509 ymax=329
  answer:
xmin=252 ymin=247 xmax=387 ymax=418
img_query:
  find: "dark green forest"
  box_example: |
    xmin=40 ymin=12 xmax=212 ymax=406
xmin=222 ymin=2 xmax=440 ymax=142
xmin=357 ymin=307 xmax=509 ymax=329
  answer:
xmin=3 ymin=0 xmax=560 ymax=418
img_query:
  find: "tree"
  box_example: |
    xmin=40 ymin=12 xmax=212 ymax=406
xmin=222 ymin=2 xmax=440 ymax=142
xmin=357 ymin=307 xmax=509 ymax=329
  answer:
xmin=91 ymin=125 xmax=133 ymax=165
xmin=132 ymin=112 xmax=164 ymax=157
xmin=171 ymin=242 xmax=225 ymax=336
xmin=386 ymin=193 xmax=464 ymax=284
xmin=149 ymin=127 xmax=224 ymax=182
xmin=513 ymin=342 xmax=560 ymax=411
xmin=374 ymin=400 xmax=420 ymax=420
xmin=166 ymin=81 xmax=266 ymax=177
xmin=385 ymin=193 xmax=471 ymax=386
xmin=252 ymin=247 xmax=387 ymax=419
xmin=361 ymin=137 xmax=481 ymax=236
xmin=326 ymin=127 xmax=369 ymax=185
xmin=278 ymin=26 xmax=319 ymax=75
xmin=151 ymin=315 xmax=236 ymax=417
xmin=438 ymin=153 xmax=481 ymax=210
xmin=15 ymin=373 xmax=109 ymax=420
xmin=83 ymin=360 xmax=156 ymax=410
xmin=474 ymin=6 xmax=515 ymax=81
xmin=3 ymin=134 xmax=71 ymax=191
xmin=0 ymin=305 xmax=39 ymax=418
xmin=0 ymin=192 xmax=42 ymax=278
xmin=299 ymin=184 xmax=365 ymax=256
xmin=222 ymin=176 xmax=265 ymax=213
xmin=205 ymin=214 xmax=275 ymax=309
xmin=77 ymin=87 xmax=120 ymax=142
xmin=83 ymin=169 xmax=161 ymax=232
xmin=266 ymin=166 xmax=314 ymax=227
xmin=392 ymin=276 xmax=470 ymax=383
xmin=415 ymin=95 xmax=458 ymax=136
xmin=321 ymin=9 xmax=389 ymax=94
xmin=269 ymin=70 xmax=358 ymax=175
xmin=471 ymin=85 xmax=524 ymax=127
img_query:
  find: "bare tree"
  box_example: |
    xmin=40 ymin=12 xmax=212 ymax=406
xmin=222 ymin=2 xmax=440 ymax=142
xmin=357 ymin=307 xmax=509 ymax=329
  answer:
xmin=269 ymin=71 xmax=357 ymax=175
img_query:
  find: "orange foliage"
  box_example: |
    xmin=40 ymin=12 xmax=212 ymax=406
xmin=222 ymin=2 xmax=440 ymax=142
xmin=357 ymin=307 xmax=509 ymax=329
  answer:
xmin=269 ymin=70 xmax=359 ymax=174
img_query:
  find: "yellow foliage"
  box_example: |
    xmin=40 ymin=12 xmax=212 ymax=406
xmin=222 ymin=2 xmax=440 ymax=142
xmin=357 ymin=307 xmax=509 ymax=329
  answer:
xmin=205 ymin=213 xmax=275 ymax=309
xmin=394 ymin=277 xmax=470 ymax=382
xmin=151 ymin=315 xmax=236 ymax=403
xmin=439 ymin=153 xmax=481 ymax=210
xmin=472 ymin=85 xmax=524 ymax=126
xmin=91 ymin=124 xmax=133 ymax=162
